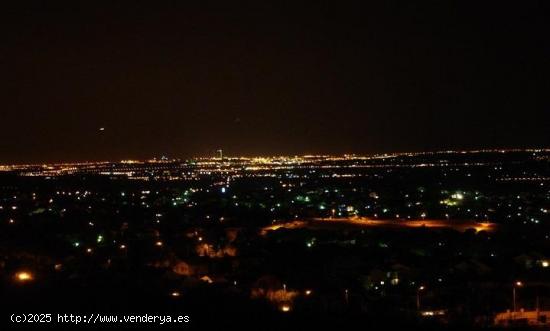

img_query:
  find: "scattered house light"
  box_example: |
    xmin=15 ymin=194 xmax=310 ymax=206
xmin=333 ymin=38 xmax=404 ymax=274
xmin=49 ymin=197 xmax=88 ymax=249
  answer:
xmin=421 ymin=310 xmax=446 ymax=317
xmin=280 ymin=304 xmax=291 ymax=312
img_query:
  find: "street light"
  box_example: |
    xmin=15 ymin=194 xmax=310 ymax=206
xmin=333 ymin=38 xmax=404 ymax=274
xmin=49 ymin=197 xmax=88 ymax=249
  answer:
xmin=15 ymin=271 xmax=34 ymax=282
xmin=513 ymin=281 xmax=523 ymax=313
xmin=417 ymin=286 xmax=425 ymax=310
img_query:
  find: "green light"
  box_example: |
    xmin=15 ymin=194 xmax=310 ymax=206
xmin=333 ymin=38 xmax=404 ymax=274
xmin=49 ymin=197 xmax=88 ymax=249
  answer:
xmin=440 ymin=199 xmax=458 ymax=206
xmin=97 ymin=235 xmax=103 ymax=243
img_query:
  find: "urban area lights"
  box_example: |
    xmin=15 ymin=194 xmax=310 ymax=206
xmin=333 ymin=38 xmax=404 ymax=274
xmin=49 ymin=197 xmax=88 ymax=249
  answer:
xmin=2 ymin=149 xmax=550 ymax=328
xmin=2 ymin=0 xmax=548 ymax=327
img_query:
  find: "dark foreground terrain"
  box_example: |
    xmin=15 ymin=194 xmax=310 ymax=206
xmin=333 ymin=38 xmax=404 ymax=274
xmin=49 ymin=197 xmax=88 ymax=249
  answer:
xmin=2 ymin=150 xmax=550 ymax=329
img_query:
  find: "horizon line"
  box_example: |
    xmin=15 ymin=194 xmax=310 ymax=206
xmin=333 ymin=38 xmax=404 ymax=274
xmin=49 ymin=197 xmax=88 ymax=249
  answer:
xmin=1 ymin=147 xmax=549 ymax=168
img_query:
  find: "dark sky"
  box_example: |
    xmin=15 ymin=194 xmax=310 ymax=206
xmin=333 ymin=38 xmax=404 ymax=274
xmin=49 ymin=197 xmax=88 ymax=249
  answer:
xmin=1 ymin=1 xmax=549 ymax=163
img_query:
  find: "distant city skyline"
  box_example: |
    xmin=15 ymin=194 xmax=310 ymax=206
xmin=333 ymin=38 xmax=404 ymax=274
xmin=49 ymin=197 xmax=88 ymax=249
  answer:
xmin=1 ymin=147 xmax=550 ymax=166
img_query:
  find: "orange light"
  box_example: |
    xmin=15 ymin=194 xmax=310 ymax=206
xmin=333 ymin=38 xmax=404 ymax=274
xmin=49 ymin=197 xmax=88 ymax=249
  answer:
xmin=305 ymin=290 xmax=312 ymax=296
xmin=515 ymin=281 xmax=523 ymax=287
xmin=155 ymin=241 xmax=163 ymax=247
xmin=171 ymin=291 xmax=181 ymax=297
xmin=281 ymin=304 xmax=291 ymax=312
xmin=15 ymin=271 xmax=33 ymax=282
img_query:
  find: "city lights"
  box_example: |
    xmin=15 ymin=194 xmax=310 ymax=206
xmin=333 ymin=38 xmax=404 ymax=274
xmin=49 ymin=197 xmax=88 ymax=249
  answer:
xmin=1 ymin=149 xmax=549 ymax=328
xmin=1 ymin=0 xmax=548 ymax=326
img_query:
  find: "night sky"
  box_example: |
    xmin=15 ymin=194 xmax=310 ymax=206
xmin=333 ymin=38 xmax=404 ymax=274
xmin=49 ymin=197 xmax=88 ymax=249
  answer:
xmin=1 ymin=1 xmax=549 ymax=163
